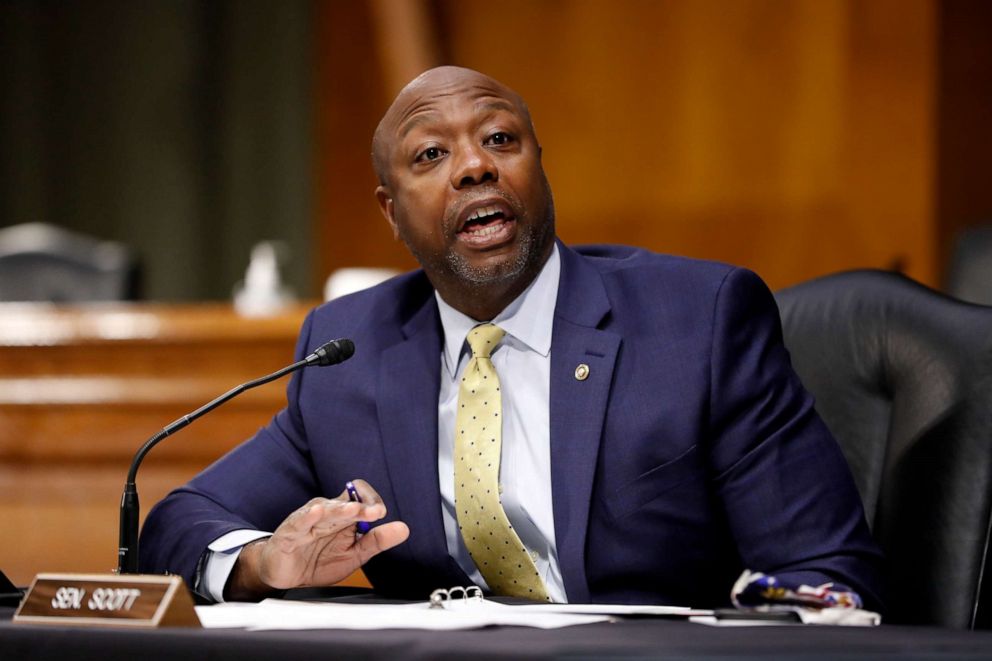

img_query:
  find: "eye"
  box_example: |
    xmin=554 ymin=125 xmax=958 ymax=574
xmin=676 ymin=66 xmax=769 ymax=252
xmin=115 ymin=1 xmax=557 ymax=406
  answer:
xmin=415 ymin=146 xmax=445 ymax=163
xmin=486 ymin=131 xmax=514 ymax=146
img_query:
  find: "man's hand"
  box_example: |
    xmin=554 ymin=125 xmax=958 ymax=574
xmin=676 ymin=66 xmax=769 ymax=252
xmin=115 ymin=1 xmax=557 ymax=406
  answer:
xmin=225 ymin=480 xmax=410 ymax=601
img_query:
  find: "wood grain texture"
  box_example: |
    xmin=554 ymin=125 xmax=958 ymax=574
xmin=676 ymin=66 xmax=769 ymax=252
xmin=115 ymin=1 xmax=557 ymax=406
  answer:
xmin=0 ymin=303 xmax=369 ymax=590
xmin=310 ymin=0 xmax=989 ymax=291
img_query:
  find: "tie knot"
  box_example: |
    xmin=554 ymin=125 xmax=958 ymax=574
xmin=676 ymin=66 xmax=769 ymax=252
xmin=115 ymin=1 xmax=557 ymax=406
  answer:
xmin=467 ymin=323 xmax=505 ymax=359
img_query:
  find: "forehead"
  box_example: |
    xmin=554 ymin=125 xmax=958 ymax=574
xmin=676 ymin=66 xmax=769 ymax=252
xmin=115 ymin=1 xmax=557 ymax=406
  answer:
xmin=390 ymin=76 xmax=524 ymax=139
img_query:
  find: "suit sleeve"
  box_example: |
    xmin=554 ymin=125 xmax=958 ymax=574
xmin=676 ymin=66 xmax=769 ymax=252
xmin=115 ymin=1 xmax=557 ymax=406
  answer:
xmin=706 ymin=268 xmax=884 ymax=612
xmin=138 ymin=310 xmax=323 ymax=593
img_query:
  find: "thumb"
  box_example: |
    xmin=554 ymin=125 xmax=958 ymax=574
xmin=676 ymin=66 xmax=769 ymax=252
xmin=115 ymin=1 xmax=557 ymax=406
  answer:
xmin=355 ymin=521 xmax=410 ymax=565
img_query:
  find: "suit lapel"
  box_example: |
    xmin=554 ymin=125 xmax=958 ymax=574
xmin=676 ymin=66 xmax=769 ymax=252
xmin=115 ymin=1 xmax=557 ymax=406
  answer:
xmin=376 ymin=296 xmax=453 ymax=576
xmin=550 ymin=244 xmax=620 ymax=603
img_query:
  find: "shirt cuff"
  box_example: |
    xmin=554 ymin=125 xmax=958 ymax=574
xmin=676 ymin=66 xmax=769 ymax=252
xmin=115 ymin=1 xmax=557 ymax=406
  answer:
xmin=200 ymin=530 xmax=272 ymax=603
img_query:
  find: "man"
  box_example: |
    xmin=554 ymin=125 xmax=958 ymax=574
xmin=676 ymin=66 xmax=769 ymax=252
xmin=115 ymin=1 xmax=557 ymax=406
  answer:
xmin=140 ymin=66 xmax=883 ymax=609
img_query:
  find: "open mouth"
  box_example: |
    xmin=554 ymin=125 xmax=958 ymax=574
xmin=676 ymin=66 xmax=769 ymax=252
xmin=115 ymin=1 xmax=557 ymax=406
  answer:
xmin=457 ymin=204 xmax=515 ymax=246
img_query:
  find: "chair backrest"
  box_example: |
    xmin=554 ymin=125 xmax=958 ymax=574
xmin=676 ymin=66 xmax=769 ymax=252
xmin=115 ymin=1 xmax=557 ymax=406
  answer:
xmin=946 ymin=224 xmax=992 ymax=305
xmin=0 ymin=223 xmax=137 ymax=301
xmin=775 ymin=270 xmax=992 ymax=629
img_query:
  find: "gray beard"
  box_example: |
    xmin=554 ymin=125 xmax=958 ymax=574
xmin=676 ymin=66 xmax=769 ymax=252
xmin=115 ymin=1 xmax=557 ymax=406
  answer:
xmin=444 ymin=224 xmax=535 ymax=285
xmin=445 ymin=204 xmax=554 ymax=287
xmin=402 ymin=204 xmax=555 ymax=292
xmin=400 ymin=178 xmax=557 ymax=291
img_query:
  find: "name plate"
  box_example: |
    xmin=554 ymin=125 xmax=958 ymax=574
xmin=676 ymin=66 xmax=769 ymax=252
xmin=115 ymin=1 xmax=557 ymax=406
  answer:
xmin=13 ymin=573 xmax=200 ymax=627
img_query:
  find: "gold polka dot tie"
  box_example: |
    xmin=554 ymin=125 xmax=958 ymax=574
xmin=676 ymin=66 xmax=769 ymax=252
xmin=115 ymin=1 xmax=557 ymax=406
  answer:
xmin=454 ymin=324 xmax=550 ymax=601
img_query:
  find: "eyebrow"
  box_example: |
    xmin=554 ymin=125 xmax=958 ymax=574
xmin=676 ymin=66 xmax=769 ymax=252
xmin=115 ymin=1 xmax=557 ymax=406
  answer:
xmin=398 ymin=110 xmax=439 ymax=139
xmin=398 ymin=97 xmax=520 ymax=140
xmin=476 ymin=99 xmax=517 ymax=115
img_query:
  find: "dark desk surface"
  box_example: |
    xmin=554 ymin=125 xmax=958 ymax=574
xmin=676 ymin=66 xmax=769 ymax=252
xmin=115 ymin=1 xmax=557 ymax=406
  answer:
xmin=4 ymin=605 xmax=992 ymax=660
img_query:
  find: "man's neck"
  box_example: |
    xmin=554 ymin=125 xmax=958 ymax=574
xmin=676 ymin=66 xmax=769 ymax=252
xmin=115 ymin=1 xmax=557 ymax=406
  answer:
xmin=436 ymin=279 xmax=533 ymax=321
xmin=434 ymin=244 xmax=555 ymax=321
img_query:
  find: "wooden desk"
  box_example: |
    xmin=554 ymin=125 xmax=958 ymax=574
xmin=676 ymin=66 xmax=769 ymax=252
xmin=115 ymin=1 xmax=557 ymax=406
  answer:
xmin=0 ymin=302 xmax=366 ymax=587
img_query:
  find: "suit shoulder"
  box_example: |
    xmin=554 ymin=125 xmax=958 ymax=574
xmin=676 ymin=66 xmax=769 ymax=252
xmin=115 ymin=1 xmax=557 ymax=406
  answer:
xmin=567 ymin=244 xmax=776 ymax=329
xmin=307 ymin=269 xmax=433 ymax=334
xmin=572 ymin=243 xmax=745 ymax=289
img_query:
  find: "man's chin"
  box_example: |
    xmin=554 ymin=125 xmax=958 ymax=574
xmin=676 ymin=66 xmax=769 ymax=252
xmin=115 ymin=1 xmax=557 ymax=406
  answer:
xmin=404 ymin=218 xmax=553 ymax=292
xmin=447 ymin=222 xmax=554 ymax=288
xmin=445 ymin=250 xmax=529 ymax=286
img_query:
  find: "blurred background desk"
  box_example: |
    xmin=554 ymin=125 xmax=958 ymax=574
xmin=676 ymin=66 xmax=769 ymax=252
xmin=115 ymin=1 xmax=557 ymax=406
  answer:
xmin=0 ymin=303 xmax=323 ymax=584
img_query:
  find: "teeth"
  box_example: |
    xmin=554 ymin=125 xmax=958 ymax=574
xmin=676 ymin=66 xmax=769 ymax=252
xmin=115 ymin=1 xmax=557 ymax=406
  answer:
xmin=466 ymin=205 xmax=500 ymax=222
xmin=464 ymin=223 xmax=503 ymax=237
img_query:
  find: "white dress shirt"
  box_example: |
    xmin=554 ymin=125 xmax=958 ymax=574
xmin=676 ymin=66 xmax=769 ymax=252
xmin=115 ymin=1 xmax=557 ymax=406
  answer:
xmin=435 ymin=244 xmax=565 ymax=602
xmin=201 ymin=245 xmax=564 ymax=603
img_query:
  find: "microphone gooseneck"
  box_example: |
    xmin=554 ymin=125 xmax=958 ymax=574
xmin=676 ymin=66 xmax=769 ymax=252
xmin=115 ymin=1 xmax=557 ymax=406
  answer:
xmin=117 ymin=338 xmax=355 ymax=574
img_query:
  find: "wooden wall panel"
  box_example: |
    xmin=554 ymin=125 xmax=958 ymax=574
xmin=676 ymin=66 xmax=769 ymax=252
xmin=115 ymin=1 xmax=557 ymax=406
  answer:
xmin=438 ymin=0 xmax=936 ymax=289
xmin=313 ymin=0 xmax=977 ymax=291
xmin=936 ymin=0 xmax=992 ymax=275
xmin=842 ymin=0 xmax=937 ymax=283
xmin=313 ymin=1 xmax=419 ymax=288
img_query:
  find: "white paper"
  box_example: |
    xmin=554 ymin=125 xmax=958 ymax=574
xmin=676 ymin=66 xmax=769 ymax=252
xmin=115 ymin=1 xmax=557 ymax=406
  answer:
xmin=195 ymin=598 xmax=612 ymax=631
xmin=512 ymin=603 xmax=712 ymax=617
xmin=689 ymin=615 xmax=795 ymax=627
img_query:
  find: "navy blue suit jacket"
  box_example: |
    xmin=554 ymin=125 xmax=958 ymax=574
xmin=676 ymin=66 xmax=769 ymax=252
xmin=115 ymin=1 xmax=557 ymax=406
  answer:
xmin=140 ymin=243 xmax=883 ymax=609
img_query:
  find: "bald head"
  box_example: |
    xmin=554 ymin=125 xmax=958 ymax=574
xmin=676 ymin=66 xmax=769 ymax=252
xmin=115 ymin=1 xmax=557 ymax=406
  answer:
xmin=372 ymin=66 xmax=536 ymax=185
xmin=369 ymin=65 xmax=555 ymax=320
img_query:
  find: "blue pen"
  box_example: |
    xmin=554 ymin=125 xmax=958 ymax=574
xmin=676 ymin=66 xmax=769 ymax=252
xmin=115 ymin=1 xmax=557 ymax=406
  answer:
xmin=345 ymin=481 xmax=372 ymax=534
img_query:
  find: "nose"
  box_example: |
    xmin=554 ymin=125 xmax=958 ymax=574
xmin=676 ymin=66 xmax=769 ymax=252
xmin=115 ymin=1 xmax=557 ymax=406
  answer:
xmin=451 ymin=142 xmax=498 ymax=189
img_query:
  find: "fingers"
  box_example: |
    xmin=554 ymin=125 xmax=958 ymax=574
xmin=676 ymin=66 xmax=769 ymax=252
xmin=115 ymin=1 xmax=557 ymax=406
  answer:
xmin=354 ymin=521 xmax=410 ymax=565
xmin=258 ymin=488 xmax=409 ymax=591
xmin=305 ymin=499 xmax=373 ymax=535
xmin=276 ymin=498 xmax=361 ymax=540
xmin=293 ymin=482 xmax=389 ymax=536
xmin=335 ymin=479 xmax=388 ymax=527
xmin=276 ymin=481 xmax=399 ymax=552
xmin=338 ymin=478 xmax=385 ymax=507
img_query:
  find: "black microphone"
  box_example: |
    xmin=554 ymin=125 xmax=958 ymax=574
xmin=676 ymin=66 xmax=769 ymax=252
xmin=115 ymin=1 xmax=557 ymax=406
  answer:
xmin=117 ymin=338 xmax=355 ymax=574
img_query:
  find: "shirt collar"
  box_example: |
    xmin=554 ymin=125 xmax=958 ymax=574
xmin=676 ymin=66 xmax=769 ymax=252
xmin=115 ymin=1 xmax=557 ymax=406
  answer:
xmin=436 ymin=243 xmax=561 ymax=379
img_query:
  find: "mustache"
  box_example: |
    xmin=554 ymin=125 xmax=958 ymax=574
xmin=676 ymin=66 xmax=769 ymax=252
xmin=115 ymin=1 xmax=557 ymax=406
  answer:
xmin=442 ymin=186 xmax=523 ymax=234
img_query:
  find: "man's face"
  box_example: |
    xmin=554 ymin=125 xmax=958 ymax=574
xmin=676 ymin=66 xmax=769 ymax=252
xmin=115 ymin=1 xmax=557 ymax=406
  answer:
xmin=375 ymin=69 xmax=555 ymax=292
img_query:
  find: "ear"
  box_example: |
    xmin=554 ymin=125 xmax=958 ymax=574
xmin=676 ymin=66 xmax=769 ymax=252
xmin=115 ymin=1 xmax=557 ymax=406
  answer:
xmin=375 ymin=185 xmax=400 ymax=240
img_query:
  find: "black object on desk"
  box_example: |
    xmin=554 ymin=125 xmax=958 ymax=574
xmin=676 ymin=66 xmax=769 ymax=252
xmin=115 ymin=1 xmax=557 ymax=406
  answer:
xmin=0 ymin=570 xmax=23 ymax=608
xmin=713 ymin=608 xmax=802 ymax=623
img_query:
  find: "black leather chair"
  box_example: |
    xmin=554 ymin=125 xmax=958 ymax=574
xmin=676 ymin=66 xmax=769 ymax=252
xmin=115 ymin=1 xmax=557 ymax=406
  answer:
xmin=775 ymin=270 xmax=992 ymax=629
xmin=946 ymin=224 xmax=992 ymax=306
xmin=0 ymin=222 xmax=137 ymax=301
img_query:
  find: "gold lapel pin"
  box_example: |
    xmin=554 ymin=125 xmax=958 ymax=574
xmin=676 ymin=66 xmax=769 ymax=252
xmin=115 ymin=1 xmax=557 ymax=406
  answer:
xmin=574 ymin=363 xmax=590 ymax=381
